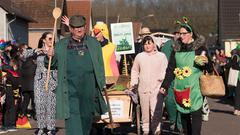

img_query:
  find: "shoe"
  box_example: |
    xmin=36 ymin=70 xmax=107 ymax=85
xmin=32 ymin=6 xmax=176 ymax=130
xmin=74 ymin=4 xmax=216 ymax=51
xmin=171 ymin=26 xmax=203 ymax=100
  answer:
xmin=169 ymin=123 xmax=175 ymax=131
xmin=234 ymin=110 xmax=240 ymax=115
xmin=35 ymin=129 xmax=45 ymax=135
xmin=33 ymin=115 xmax=37 ymax=121
xmin=155 ymin=130 xmax=161 ymax=135
xmin=202 ymin=115 xmax=209 ymax=121
xmin=178 ymin=128 xmax=184 ymax=135
xmin=234 ymin=110 xmax=238 ymax=115
xmin=27 ymin=113 xmax=31 ymax=118
xmin=47 ymin=130 xmax=56 ymax=135
xmin=7 ymin=126 xmax=17 ymax=132
xmin=237 ymin=111 xmax=240 ymax=116
xmin=130 ymin=124 xmax=136 ymax=127
xmin=0 ymin=128 xmax=8 ymax=134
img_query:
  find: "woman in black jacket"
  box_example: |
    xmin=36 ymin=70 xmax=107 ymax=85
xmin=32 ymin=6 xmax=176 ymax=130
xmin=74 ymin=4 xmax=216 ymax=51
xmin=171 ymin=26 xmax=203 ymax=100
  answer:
xmin=159 ymin=21 xmax=212 ymax=135
xmin=19 ymin=44 xmax=37 ymax=119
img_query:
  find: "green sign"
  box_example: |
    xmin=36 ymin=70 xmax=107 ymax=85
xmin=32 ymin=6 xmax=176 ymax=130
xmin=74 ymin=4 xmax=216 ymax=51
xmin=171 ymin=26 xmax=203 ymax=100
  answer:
xmin=111 ymin=22 xmax=135 ymax=55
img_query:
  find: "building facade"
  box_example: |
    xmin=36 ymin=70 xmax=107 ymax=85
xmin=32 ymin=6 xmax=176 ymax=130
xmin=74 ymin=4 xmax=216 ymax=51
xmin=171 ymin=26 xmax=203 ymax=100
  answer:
xmin=0 ymin=0 xmax=34 ymax=43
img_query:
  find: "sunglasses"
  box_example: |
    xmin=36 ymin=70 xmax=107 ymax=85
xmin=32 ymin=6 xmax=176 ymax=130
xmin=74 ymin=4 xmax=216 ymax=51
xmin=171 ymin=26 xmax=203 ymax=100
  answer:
xmin=47 ymin=37 xmax=52 ymax=41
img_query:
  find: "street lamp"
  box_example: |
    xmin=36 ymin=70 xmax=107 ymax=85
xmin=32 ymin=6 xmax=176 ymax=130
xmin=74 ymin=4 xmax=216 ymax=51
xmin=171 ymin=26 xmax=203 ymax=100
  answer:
xmin=105 ymin=0 xmax=109 ymax=25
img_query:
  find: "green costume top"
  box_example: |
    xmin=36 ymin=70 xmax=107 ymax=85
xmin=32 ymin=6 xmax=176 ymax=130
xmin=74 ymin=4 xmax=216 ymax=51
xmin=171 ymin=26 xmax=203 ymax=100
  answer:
xmin=232 ymin=54 xmax=240 ymax=80
xmin=161 ymin=39 xmax=174 ymax=60
xmin=174 ymin=51 xmax=203 ymax=113
xmin=46 ymin=35 xmax=107 ymax=119
xmin=235 ymin=55 xmax=240 ymax=81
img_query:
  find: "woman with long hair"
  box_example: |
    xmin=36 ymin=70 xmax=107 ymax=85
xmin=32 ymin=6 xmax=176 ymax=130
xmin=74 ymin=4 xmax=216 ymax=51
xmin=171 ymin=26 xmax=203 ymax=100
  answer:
xmin=22 ymin=32 xmax=57 ymax=135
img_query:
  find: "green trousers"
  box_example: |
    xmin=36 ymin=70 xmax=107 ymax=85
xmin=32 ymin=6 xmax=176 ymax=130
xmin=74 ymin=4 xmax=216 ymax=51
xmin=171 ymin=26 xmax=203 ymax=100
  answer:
xmin=165 ymin=84 xmax=182 ymax=131
xmin=65 ymin=97 xmax=94 ymax=135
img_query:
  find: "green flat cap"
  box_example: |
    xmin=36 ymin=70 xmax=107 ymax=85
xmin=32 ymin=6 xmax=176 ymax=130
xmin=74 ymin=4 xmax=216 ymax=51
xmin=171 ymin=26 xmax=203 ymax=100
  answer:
xmin=69 ymin=15 xmax=86 ymax=27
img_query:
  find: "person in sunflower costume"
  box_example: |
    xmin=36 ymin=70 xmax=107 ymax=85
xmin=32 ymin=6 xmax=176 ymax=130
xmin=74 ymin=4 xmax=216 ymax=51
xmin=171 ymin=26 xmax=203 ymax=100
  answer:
xmin=160 ymin=17 xmax=213 ymax=135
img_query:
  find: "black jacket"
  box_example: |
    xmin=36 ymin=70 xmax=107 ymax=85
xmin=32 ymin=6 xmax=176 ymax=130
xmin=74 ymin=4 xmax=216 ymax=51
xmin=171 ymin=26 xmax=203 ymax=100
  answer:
xmin=20 ymin=57 xmax=36 ymax=92
xmin=225 ymin=53 xmax=240 ymax=70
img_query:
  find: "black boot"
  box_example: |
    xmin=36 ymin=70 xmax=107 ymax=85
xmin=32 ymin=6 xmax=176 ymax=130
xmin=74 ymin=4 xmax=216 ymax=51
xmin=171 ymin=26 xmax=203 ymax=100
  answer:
xmin=35 ymin=128 xmax=45 ymax=135
xmin=47 ymin=130 xmax=56 ymax=135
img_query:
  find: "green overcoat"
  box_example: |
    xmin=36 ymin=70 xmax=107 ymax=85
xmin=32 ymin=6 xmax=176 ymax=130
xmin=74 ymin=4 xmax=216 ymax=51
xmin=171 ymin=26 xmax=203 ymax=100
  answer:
xmin=47 ymin=35 xmax=107 ymax=119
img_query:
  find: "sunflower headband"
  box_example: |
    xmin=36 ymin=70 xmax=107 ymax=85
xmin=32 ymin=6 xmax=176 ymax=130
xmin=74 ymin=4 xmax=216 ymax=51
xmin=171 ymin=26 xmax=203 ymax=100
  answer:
xmin=175 ymin=17 xmax=193 ymax=32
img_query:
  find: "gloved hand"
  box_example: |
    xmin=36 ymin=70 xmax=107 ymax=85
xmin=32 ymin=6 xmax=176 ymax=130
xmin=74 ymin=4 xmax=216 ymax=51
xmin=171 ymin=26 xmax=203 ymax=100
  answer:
xmin=195 ymin=55 xmax=208 ymax=66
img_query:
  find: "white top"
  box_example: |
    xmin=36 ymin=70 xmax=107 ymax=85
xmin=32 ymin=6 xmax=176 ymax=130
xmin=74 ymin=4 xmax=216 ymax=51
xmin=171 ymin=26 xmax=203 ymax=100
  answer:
xmin=131 ymin=51 xmax=168 ymax=93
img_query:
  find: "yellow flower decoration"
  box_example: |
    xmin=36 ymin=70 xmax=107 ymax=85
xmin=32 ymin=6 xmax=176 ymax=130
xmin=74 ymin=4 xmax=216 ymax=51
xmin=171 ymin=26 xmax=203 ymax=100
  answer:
xmin=182 ymin=98 xmax=191 ymax=108
xmin=174 ymin=67 xmax=192 ymax=80
xmin=174 ymin=68 xmax=182 ymax=76
xmin=182 ymin=66 xmax=192 ymax=77
xmin=177 ymin=75 xmax=184 ymax=80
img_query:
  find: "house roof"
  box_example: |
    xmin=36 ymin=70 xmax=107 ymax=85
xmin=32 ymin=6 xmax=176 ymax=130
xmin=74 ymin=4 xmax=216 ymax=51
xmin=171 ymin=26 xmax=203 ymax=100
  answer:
xmin=13 ymin=0 xmax=65 ymax=29
xmin=10 ymin=0 xmax=91 ymax=32
xmin=0 ymin=0 xmax=35 ymax=22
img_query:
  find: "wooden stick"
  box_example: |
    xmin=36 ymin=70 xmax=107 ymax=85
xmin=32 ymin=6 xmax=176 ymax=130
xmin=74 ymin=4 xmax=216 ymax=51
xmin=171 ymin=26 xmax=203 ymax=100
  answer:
xmin=123 ymin=54 xmax=128 ymax=76
xmin=104 ymin=88 xmax=114 ymax=131
xmin=45 ymin=7 xmax=61 ymax=91
xmin=104 ymin=87 xmax=120 ymax=133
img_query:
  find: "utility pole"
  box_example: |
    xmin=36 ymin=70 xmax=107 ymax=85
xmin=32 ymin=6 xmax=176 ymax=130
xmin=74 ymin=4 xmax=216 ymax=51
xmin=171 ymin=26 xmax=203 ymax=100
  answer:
xmin=105 ymin=0 xmax=108 ymax=25
xmin=238 ymin=13 xmax=240 ymax=23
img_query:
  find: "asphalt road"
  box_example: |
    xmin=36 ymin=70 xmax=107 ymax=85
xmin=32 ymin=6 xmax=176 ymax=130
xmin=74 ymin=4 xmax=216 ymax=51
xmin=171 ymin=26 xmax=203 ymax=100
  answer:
xmin=2 ymin=97 xmax=240 ymax=135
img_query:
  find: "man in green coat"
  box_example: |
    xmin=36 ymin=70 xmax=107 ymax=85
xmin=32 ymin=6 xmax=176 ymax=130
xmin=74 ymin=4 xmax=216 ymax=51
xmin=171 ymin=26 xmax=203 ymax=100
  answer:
xmin=46 ymin=15 xmax=107 ymax=135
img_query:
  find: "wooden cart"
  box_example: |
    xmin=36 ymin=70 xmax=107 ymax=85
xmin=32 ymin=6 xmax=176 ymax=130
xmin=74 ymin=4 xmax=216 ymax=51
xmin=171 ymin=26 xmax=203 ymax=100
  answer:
xmin=99 ymin=90 xmax=133 ymax=123
xmin=97 ymin=75 xmax=141 ymax=134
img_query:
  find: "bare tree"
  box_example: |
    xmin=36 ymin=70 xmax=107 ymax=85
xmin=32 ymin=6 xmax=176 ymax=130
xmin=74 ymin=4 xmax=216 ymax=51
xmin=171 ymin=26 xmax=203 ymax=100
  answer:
xmin=92 ymin=0 xmax=218 ymax=37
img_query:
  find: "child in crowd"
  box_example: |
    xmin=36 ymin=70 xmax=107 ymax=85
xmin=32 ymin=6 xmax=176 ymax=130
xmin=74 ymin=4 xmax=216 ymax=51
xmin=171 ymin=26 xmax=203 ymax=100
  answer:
xmin=0 ymin=59 xmax=21 ymax=133
xmin=130 ymin=36 xmax=168 ymax=135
